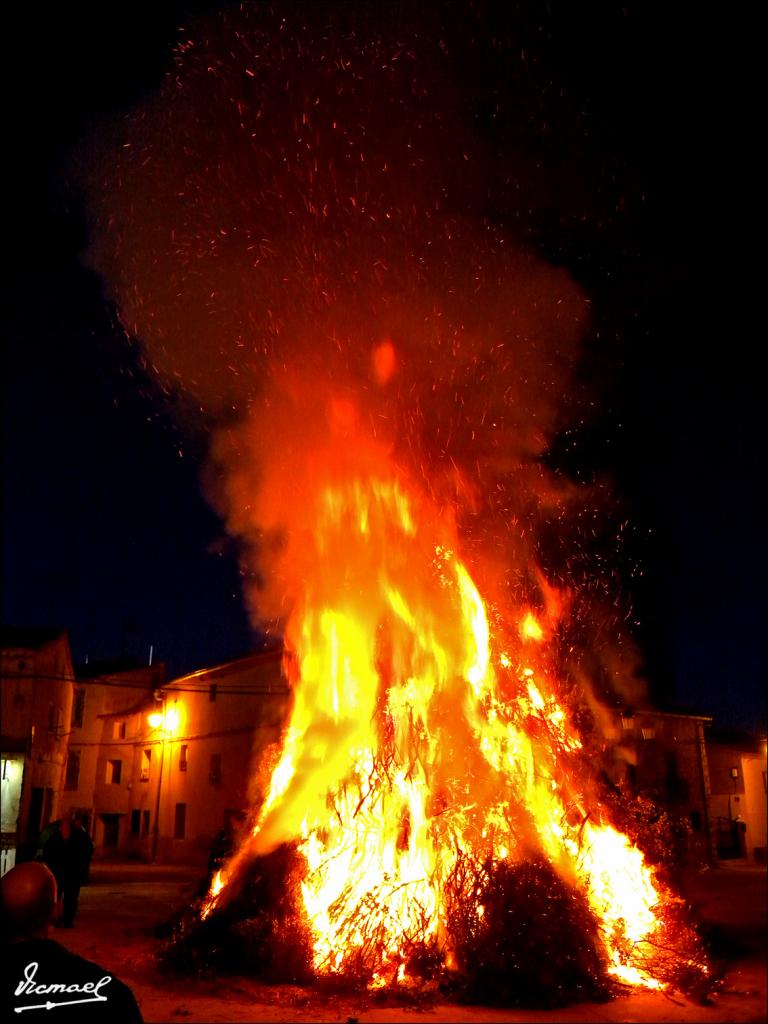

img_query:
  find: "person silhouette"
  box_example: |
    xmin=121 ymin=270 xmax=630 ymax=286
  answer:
xmin=41 ymin=816 xmax=94 ymax=927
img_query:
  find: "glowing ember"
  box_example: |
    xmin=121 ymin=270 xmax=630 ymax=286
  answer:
xmin=201 ymin=470 xmax=693 ymax=990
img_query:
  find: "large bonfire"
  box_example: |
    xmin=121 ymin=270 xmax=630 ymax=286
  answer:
xmin=196 ymin=428 xmax=705 ymax=995
xmin=84 ymin=3 xmax=710 ymax=1003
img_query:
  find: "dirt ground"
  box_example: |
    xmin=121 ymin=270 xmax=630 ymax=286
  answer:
xmin=51 ymin=861 xmax=766 ymax=1023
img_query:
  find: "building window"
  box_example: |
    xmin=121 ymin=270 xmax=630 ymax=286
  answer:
xmin=130 ymin=809 xmax=141 ymax=835
xmin=140 ymin=749 xmax=151 ymax=782
xmin=106 ymin=760 xmax=122 ymax=785
xmin=71 ymin=688 xmax=85 ymax=728
xmin=64 ymin=751 xmax=80 ymax=791
xmin=209 ymin=683 xmax=218 ymax=702
xmin=48 ymin=705 xmax=62 ymax=737
xmin=179 ymin=745 xmax=188 ymax=772
xmin=141 ymin=810 xmax=150 ymax=837
xmin=174 ymin=803 xmax=186 ymax=839
xmin=209 ymin=753 xmax=222 ymax=785
xmin=114 ymin=721 xmax=127 ymax=740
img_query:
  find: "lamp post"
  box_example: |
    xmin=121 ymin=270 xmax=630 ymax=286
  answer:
xmin=149 ymin=693 xmax=166 ymax=864
xmin=148 ymin=694 xmax=180 ymax=863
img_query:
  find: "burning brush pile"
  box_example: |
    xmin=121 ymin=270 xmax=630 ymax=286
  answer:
xmin=163 ymin=473 xmax=708 ymax=1004
xmin=82 ymin=3 xmax=711 ymax=1007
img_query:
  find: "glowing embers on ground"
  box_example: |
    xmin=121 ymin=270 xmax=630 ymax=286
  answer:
xmin=201 ymin=475 xmax=697 ymax=991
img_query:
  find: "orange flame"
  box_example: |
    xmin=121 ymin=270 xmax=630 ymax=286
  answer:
xmin=520 ymin=610 xmax=544 ymax=642
xmin=202 ymin=469 xmax=689 ymax=989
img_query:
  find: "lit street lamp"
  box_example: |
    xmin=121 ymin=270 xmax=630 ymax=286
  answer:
xmin=148 ymin=692 xmax=179 ymax=863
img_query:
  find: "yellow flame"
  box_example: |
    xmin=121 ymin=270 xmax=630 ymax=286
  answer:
xmin=520 ymin=611 xmax=544 ymax=642
xmin=201 ymin=868 xmax=226 ymax=920
xmin=203 ymin=475 xmax=682 ymax=990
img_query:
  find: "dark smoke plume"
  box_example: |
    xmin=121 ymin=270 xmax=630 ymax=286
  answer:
xmin=82 ymin=3 xmax=642 ymax=709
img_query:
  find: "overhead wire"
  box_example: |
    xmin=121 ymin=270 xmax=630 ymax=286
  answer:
xmin=1 ymin=671 xmax=289 ymax=696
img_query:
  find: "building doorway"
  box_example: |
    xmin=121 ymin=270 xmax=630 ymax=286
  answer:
xmin=99 ymin=813 xmax=121 ymax=855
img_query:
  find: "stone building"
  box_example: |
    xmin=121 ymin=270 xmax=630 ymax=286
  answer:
xmin=1 ymin=628 xmax=74 ymax=873
xmin=706 ymin=726 xmax=767 ymax=863
xmin=57 ymin=657 xmax=166 ymax=856
xmin=57 ymin=648 xmax=289 ymax=865
xmin=148 ymin=649 xmax=289 ymax=864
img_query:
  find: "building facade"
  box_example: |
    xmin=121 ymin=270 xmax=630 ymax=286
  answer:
xmin=706 ymin=727 xmax=768 ymax=863
xmin=57 ymin=649 xmax=289 ymax=865
xmin=150 ymin=650 xmax=289 ymax=864
xmin=1 ymin=628 xmax=74 ymax=874
xmin=57 ymin=659 xmax=167 ymax=857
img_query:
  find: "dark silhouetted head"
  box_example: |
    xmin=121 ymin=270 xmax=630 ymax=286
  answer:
xmin=1 ymin=862 xmax=58 ymax=941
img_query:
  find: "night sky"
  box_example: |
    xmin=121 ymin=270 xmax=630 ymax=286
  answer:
xmin=3 ymin=2 xmax=764 ymax=731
